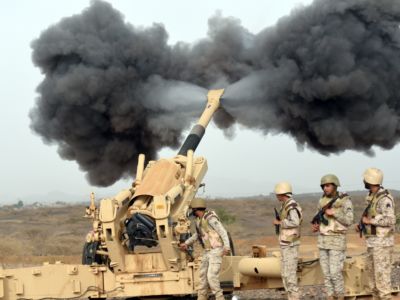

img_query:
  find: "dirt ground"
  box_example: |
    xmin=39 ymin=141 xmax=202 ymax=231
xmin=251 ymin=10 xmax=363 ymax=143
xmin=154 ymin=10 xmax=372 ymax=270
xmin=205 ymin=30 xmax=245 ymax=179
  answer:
xmin=1 ymin=196 xmax=398 ymax=257
xmin=0 ymin=200 xmax=399 ymax=299
xmin=0 ymin=199 xmax=399 ymax=262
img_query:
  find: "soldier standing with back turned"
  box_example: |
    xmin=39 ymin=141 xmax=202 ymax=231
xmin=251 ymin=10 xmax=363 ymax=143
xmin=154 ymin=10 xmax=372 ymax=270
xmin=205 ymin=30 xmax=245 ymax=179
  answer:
xmin=273 ymin=182 xmax=303 ymax=300
xmin=358 ymin=168 xmax=395 ymax=300
xmin=311 ymin=174 xmax=353 ymax=300
xmin=180 ymin=198 xmax=231 ymax=300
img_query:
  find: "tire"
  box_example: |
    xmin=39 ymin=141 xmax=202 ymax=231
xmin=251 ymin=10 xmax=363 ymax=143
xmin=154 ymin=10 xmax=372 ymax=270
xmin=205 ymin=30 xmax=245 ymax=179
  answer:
xmin=227 ymin=232 xmax=235 ymax=256
xmin=82 ymin=241 xmax=103 ymax=265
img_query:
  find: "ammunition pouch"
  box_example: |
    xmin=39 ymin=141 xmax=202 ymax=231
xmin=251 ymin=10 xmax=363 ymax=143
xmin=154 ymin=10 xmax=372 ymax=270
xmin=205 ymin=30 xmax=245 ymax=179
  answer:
xmin=280 ymin=228 xmax=300 ymax=245
xmin=371 ymin=225 xmax=377 ymax=236
xmin=125 ymin=213 xmax=158 ymax=250
xmin=366 ymin=224 xmax=393 ymax=237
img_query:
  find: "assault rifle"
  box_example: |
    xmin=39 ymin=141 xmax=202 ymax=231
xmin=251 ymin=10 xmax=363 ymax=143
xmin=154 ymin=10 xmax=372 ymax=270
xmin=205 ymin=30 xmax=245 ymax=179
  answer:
xmin=311 ymin=195 xmax=340 ymax=226
xmin=179 ymin=233 xmax=195 ymax=261
xmin=195 ymin=224 xmax=206 ymax=249
xmin=274 ymin=207 xmax=280 ymax=235
xmin=358 ymin=203 xmax=371 ymax=238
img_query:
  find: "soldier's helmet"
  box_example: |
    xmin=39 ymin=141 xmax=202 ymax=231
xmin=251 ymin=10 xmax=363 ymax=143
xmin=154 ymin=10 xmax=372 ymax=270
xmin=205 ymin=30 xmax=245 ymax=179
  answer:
xmin=320 ymin=174 xmax=340 ymax=187
xmin=363 ymin=168 xmax=383 ymax=185
xmin=190 ymin=198 xmax=206 ymax=209
xmin=274 ymin=182 xmax=292 ymax=195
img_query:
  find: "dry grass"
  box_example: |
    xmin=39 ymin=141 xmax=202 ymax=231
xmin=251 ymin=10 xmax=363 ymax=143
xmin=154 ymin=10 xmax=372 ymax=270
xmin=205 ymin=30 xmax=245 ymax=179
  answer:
xmin=0 ymin=194 xmax=399 ymax=265
xmin=0 ymin=205 xmax=88 ymax=261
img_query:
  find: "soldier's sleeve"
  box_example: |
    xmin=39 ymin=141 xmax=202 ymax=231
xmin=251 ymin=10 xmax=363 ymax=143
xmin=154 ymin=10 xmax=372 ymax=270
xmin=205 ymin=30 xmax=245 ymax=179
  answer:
xmin=281 ymin=208 xmax=301 ymax=228
xmin=334 ymin=198 xmax=354 ymax=226
xmin=371 ymin=197 xmax=396 ymax=227
xmin=208 ymin=216 xmax=231 ymax=250
xmin=184 ymin=232 xmax=198 ymax=246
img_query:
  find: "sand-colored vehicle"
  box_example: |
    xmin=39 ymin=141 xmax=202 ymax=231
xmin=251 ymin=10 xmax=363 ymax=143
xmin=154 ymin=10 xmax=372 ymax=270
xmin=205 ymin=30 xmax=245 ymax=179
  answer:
xmin=0 ymin=90 xmax=399 ymax=299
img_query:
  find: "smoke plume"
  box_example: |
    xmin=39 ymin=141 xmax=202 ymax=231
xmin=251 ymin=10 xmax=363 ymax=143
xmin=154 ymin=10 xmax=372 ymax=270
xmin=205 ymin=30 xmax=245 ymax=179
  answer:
xmin=30 ymin=0 xmax=400 ymax=186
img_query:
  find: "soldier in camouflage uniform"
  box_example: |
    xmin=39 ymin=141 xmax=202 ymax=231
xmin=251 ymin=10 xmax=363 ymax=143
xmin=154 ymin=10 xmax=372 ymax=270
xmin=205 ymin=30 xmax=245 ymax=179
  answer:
xmin=273 ymin=182 xmax=303 ymax=300
xmin=180 ymin=198 xmax=231 ymax=300
xmin=358 ymin=168 xmax=395 ymax=300
xmin=311 ymin=174 xmax=354 ymax=300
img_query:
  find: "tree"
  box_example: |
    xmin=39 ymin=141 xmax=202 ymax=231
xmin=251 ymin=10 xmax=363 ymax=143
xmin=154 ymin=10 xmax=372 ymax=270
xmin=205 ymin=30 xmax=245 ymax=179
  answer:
xmin=16 ymin=199 xmax=24 ymax=208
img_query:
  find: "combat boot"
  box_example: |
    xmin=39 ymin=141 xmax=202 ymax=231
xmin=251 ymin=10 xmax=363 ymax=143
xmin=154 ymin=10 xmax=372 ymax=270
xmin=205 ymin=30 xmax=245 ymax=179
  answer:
xmin=197 ymin=290 xmax=208 ymax=300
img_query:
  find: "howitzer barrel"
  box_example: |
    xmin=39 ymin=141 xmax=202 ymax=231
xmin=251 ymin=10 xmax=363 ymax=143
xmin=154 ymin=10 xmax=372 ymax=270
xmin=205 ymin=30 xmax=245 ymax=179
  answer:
xmin=178 ymin=89 xmax=224 ymax=155
xmin=238 ymin=257 xmax=282 ymax=278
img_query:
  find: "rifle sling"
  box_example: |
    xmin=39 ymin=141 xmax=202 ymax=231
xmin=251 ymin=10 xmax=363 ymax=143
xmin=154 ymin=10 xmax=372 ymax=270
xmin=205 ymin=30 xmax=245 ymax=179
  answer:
xmin=196 ymin=222 xmax=205 ymax=249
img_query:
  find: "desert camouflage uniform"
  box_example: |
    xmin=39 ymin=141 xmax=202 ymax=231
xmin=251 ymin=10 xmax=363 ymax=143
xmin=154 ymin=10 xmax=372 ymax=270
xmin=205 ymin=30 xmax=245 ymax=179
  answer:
xmin=317 ymin=192 xmax=353 ymax=298
xmin=364 ymin=188 xmax=395 ymax=300
xmin=278 ymin=197 xmax=302 ymax=300
xmin=185 ymin=210 xmax=230 ymax=300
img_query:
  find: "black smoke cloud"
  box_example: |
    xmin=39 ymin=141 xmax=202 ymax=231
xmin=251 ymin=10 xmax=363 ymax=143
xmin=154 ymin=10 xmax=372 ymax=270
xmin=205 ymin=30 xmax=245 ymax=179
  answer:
xmin=223 ymin=0 xmax=400 ymax=155
xmin=30 ymin=0 xmax=400 ymax=186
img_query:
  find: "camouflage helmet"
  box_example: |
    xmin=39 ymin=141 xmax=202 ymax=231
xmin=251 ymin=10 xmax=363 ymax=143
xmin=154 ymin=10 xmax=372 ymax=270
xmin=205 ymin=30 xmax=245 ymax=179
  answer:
xmin=363 ymin=168 xmax=383 ymax=185
xmin=274 ymin=182 xmax=292 ymax=195
xmin=190 ymin=198 xmax=206 ymax=209
xmin=320 ymin=174 xmax=340 ymax=187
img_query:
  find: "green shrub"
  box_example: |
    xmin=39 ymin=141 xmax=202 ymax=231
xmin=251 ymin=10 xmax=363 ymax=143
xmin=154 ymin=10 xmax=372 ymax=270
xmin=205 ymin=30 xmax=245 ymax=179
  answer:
xmin=215 ymin=208 xmax=236 ymax=225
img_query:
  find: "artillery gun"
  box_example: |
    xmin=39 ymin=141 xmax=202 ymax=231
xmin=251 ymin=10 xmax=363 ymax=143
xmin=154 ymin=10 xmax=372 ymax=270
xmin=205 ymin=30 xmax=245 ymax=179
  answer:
xmin=81 ymin=89 xmax=226 ymax=275
xmin=0 ymin=90 xmax=399 ymax=299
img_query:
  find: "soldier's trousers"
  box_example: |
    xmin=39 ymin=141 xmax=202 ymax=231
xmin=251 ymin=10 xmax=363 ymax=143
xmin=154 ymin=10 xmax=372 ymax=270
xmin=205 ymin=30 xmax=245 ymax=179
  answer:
xmin=281 ymin=245 xmax=300 ymax=300
xmin=366 ymin=246 xmax=393 ymax=300
xmin=197 ymin=248 xmax=224 ymax=300
xmin=319 ymin=248 xmax=346 ymax=297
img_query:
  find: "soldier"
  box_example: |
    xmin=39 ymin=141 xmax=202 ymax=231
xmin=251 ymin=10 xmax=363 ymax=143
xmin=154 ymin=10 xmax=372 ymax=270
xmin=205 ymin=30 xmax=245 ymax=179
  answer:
xmin=180 ymin=198 xmax=231 ymax=300
xmin=311 ymin=174 xmax=353 ymax=300
xmin=273 ymin=182 xmax=302 ymax=300
xmin=358 ymin=168 xmax=395 ymax=299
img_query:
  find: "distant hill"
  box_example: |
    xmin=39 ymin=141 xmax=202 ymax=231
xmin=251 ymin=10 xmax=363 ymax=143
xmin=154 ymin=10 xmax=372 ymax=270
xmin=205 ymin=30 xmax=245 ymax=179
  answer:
xmin=3 ymin=189 xmax=399 ymax=211
xmin=209 ymin=190 xmax=400 ymax=201
xmin=3 ymin=190 xmax=118 ymax=206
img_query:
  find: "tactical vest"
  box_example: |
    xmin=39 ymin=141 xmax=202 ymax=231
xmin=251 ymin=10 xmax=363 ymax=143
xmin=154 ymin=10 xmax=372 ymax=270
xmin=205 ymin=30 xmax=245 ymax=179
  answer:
xmin=365 ymin=189 xmax=394 ymax=238
xmin=279 ymin=198 xmax=303 ymax=244
xmin=196 ymin=210 xmax=223 ymax=250
xmin=319 ymin=193 xmax=350 ymax=235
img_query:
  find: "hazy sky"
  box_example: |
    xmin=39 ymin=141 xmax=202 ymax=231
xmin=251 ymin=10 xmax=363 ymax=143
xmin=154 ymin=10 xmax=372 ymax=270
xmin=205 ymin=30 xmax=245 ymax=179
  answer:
xmin=1 ymin=0 xmax=400 ymax=203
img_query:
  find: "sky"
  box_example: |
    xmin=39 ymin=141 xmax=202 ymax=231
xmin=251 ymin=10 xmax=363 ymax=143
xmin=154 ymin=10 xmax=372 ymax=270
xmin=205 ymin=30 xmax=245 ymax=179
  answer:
xmin=1 ymin=0 xmax=400 ymax=204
